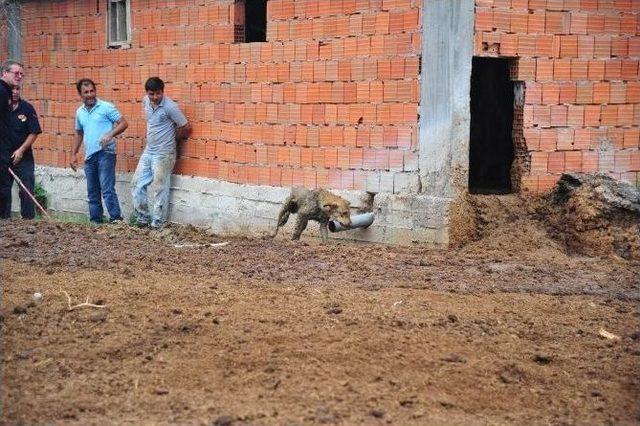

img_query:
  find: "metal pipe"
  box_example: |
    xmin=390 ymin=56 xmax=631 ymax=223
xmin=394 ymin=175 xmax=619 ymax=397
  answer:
xmin=328 ymin=212 xmax=374 ymax=233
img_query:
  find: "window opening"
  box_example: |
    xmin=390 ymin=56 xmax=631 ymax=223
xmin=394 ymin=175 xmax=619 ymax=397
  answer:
xmin=107 ymin=0 xmax=131 ymax=48
xmin=235 ymin=0 xmax=267 ymax=43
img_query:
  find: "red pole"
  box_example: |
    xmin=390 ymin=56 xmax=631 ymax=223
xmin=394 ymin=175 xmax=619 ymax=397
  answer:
xmin=7 ymin=166 xmax=50 ymax=218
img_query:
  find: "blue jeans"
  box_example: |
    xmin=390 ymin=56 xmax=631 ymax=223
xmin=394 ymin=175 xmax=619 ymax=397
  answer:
xmin=131 ymin=150 xmax=175 ymax=226
xmin=84 ymin=151 xmax=122 ymax=223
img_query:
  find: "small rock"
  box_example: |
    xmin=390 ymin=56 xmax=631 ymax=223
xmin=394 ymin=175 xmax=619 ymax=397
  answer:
xmin=399 ymin=399 xmax=415 ymax=407
xmin=447 ymin=314 xmax=458 ymax=323
xmin=440 ymin=400 xmax=456 ymax=409
xmin=326 ymin=307 xmax=343 ymax=315
xmin=533 ymin=354 xmax=553 ymax=365
xmin=154 ymin=389 xmax=169 ymax=395
xmin=90 ymin=312 xmax=107 ymax=323
xmin=212 ymin=415 xmax=234 ymax=426
xmin=370 ymin=409 xmax=385 ymax=418
xmin=630 ymin=331 xmax=640 ymax=340
xmin=441 ymin=353 xmax=466 ymax=363
xmin=12 ymin=306 xmax=26 ymax=315
xmin=172 ymin=308 xmax=183 ymax=315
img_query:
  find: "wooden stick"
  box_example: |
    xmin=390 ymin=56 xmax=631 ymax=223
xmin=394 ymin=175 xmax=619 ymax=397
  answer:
xmin=7 ymin=166 xmax=50 ymax=218
xmin=62 ymin=291 xmax=106 ymax=311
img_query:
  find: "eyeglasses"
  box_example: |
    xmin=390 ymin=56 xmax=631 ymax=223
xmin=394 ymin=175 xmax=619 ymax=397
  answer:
xmin=7 ymin=70 xmax=25 ymax=77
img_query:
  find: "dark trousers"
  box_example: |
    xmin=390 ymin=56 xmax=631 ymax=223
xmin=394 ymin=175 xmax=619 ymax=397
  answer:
xmin=0 ymin=161 xmax=10 ymax=219
xmin=0 ymin=158 xmax=35 ymax=219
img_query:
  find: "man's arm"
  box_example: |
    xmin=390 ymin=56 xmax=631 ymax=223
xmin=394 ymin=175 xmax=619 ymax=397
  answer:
xmin=11 ymin=134 xmax=38 ymax=165
xmin=175 ymin=121 xmax=192 ymax=142
xmin=99 ymin=117 xmax=128 ymax=148
xmin=12 ymin=104 xmax=42 ymax=164
xmin=70 ymin=130 xmax=83 ymax=171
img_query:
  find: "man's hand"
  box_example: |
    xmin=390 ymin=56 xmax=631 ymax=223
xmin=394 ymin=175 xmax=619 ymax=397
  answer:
xmin=11 ymin=148 xmax=24 ymax=165
xmin=100 ymin=134 xmax=112 ymax=149
xmin=70 ymin=153 xmax=78 ymax=171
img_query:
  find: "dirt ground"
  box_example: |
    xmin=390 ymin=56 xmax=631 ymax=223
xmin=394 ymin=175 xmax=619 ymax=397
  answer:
xmin=1 ymin=194 xmax=640 ymax=425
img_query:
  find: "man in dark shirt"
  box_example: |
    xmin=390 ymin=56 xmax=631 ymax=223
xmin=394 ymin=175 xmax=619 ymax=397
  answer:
xmin=0 ymin=60 xmax=25 ymax=219
xmin=8 ymin=85 xmax=42 ymax=219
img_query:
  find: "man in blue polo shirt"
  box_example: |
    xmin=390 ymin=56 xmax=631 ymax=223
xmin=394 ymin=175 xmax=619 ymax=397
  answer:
xmin=132 ymin=77 xmax=191 ymax=229
xmin=71 ymin=78 xmax=128 ymax=224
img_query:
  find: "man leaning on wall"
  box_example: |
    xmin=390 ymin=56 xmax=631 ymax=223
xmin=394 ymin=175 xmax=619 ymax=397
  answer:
xmin=132 ymin=77 xmax=191 ymax=230
xmin=71 ymin=78 xmax=128 ymax=225
xmin=0 ymin=60 xmax=25 ymax=219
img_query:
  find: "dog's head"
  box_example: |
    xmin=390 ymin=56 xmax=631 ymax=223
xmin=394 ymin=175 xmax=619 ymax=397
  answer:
xmin=322 ymin=200 xmax=352 ymax=227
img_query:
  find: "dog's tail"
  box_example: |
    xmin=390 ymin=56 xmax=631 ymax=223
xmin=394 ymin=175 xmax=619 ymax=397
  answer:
xmin=273 ymin=195 xmax=295 ymax=238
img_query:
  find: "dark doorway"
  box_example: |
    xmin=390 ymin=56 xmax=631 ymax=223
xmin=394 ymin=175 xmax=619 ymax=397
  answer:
xmin=468 ymin=57 xmax=515 ymax=194
xmin=245 ymin=0 xmax=267 ymax=43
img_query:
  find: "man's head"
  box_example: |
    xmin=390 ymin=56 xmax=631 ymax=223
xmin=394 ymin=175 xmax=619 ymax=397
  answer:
xmin=1 ymin=60 xmax=24 ymax=86
xmin=76 ymin=78 xmax=97 ymax=108
xmin=144 ymin=77 xmax=165 ymax=106
xmin=11 ymin=85 xmax=21 ymax=104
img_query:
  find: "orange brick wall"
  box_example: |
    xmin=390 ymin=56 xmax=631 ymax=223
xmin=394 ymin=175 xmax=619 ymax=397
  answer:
xmin=18 ymin=0 xmax=422 ymax=192
xmin=9 ymin=0 xmax=640 ymax=194
xmin=475 ymin=0 xmax=640 ymax=192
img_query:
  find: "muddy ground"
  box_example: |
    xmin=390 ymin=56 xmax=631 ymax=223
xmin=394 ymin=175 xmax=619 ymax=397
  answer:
xmin=1 ymin=195 xmax=640 ymax=425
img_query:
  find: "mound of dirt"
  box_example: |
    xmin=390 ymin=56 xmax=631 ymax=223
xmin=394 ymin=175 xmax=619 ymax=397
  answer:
xmin=455 ymin=194 xmax=569 ymax=262
xmin=541 ymin=173 xmax=640 ymax=260
xmin=454 ymin=173 xmax=640 ymax=261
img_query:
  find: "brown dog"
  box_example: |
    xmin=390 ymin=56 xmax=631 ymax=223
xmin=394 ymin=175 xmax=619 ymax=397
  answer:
xmin=274 ymin=187 xmax=352 ymax=242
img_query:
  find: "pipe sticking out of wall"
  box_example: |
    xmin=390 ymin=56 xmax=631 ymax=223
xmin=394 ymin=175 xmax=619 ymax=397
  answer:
xmin=328 ymin=212 xmax=375 ymax=233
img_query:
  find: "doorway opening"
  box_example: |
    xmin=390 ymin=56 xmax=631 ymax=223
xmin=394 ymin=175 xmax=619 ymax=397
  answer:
xmin=234 ymin=0 xmax=267 ymax=43
xmin=468 ymin=57 xmax=515 ymax=194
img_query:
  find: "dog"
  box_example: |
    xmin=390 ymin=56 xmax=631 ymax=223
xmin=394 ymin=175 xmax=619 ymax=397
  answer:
xmin=274 ymin=187 xmax=352 ymax=242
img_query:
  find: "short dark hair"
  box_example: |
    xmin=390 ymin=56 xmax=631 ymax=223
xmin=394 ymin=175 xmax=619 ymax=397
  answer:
xmin=144 ymin=77 xmax=164 ymax=92
xmin=76 ymin=78 xmax=96 ymax=94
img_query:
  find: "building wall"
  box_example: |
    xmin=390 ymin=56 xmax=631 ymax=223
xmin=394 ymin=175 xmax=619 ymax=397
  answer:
xmin=18 ymin=0 xmax=422 ymax=194
xmin=2 ymin=0 xmax=638 ymax=244
xmin=474 ymin=0 xmax=640 ymax=191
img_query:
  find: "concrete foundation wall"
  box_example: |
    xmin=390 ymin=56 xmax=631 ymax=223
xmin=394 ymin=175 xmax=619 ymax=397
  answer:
xmin=14 ymin=166 xmax=448 ymax=246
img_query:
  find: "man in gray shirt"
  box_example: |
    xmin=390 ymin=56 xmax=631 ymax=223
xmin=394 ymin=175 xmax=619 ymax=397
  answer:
xmin=132 ymin=77 xmax=191 ymax=229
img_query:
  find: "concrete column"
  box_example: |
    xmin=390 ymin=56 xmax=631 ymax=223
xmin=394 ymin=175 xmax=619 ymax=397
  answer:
xmin=7 ymin=0 xmax=22 ymax=60
xmin=419 ymin=0 xmax=474 ymax=198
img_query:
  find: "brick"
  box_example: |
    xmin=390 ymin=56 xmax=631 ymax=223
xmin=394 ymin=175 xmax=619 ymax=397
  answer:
xmin=577 ymin=35 xmax=595 ymax=59
xmin=542 ymin=83 xmax=560 ymax=104
xmin=587 ymin=60 xmax=605 ymax=80
xmin=584 ymin=105 xmax=601 ymax=126
xmin=559 ymin=83 xmax=577 ymax=103
xmin=582 ymin=150 xmax=599 ymax=172
xmin=592 ymin=82 xmax=610 ymax=104
xmin=570 ymin=59 xmax=589 ymax=80
xmin=557 ymin=128 xmax=575 ymax=150
xmin=567 ymin=105 xmax=585 ymax=126
xmin=564 ymin=150 xmax=582 ymax=172
xmin=547 ymin=151 xmax=565 ymax=174
xmin=560 ymin=36 xmax=578 ymax=58
xmin=623 ymin=128 xmax=640 ymax=148
xmin=554 ymin=59 xmax=572 ymax=81
xmin=600 ymin=105 xmax=618 ymax=126
xmin=550 ymin=105 xmax=568 ymax=126
xmin=536 ymin=59 xmax=554 ymax=81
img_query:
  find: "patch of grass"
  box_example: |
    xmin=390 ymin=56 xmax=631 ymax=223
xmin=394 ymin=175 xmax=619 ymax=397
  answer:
xmin=49 ymin=212 xmax=91 ymax=224
xmin=33 ymin=182 xmax=48 ymax=218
